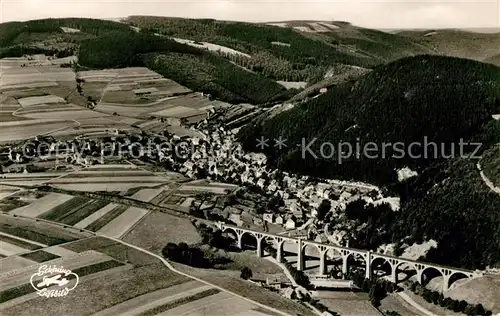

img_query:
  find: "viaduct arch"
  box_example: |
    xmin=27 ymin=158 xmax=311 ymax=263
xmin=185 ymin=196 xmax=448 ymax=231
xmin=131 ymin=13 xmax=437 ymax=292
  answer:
xmin=218 ymin=223 xmax=482 ymax=292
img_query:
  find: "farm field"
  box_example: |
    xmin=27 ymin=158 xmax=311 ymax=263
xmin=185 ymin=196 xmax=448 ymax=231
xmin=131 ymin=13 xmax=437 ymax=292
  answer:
xmin=4 ymin=184 xmax=158 ymax=235
xmin=97 ymin=206 xmax=149 ymax=238
xmin=0 ymin=120 xmax=79 ymax=144
xmin=0 ymin=56 xmax=229 ymax=143
xmin=171 ymin=262 xmax=316 ymax=316
xmin=96 ymin=92 xmax=228 ymax=123
xmin=316 ymin=291 xmax=381 ymax=316
xmin=0 ymin=213 xmax=91 ymax=246
xmin=46 ymin=166 xmax=172 ymax=192
xmin=178 ymin=180 xmax=238 ymax=195
xmin=0 ymin=172 xmax=72 ymax=186
xmin=42 ymin=236 xmax=282 ymax=316
xmin=10 ymin=192 xmax=74 ymax=218
xmin=74 ymin=202 xmax=118 ymax=229
xmin=123 ymin=211 xmax=202 ymax=253
xmin=0 ymin=56 xmax=115 ymax=143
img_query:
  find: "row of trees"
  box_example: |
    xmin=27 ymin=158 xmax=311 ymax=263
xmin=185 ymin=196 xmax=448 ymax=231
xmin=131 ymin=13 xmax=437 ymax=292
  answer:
xmin=161 ymin=242 xmax=230 ymax=268
xmin=0 ymin=45 xmax=74 ymax=59
xmin=409 ymin=281 xmax=493 ymax=316
xmin=282 ymin=261 xmax=312 ymax=290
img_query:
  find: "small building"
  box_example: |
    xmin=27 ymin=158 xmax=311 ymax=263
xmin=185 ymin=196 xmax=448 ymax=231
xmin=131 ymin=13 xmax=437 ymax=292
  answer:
xmin=319 ymin=88 xmax=328 ymax=93
xmin=253 ymin=217 xmax=263 ymax=225
xmin=229 ymin=213 xmax=243 ymax=226
xmin=274 ymin=215 xmax=284 ymax=225
xmin=256 ymin=178 xmax=266 ymax=189
xmin=315 ymin=234 xmax=329 ymax=244
xmin=263 ymin=213 xmax=274 ymax=223
xmin=285 ymin=216 xmax=296 ymax=230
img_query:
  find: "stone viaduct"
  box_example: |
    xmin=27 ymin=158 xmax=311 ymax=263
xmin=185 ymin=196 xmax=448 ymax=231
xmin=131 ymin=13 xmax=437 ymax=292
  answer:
xmin=217 ymin=223 xmax=483 ymax=292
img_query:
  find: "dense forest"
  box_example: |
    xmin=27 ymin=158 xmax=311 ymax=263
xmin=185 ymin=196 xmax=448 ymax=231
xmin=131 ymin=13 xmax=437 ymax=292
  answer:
xmin=396 ymin=158 xmax=500 ymax=269
xmin=0 ymin=18 xmax=133 ymax=47
xmin=238 ymin=55 xmax=500 ymax=184
xmin=339 ymin=156 xmax=500 ymax=270
xmin=0 ymin=17 xmax=294 ymax=104
xmin=125 ymin=16 xmax=432 ymax=82
xmin=76 ymin=31 xmax=290 ymax=104
xmin=144 ymin=52 xmax=291 ymax=104
xmin=0 ymin=18 xmax=134 ymax=58
xmin=481 ymin=145 xmax=500 ymax=187
xmin=78 ymin=32 xmax=202 ymax=68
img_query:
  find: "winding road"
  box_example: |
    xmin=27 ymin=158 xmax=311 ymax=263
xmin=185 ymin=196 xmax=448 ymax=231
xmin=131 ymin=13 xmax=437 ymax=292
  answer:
xmin=477 ymin=163 xmax=500 ymax=196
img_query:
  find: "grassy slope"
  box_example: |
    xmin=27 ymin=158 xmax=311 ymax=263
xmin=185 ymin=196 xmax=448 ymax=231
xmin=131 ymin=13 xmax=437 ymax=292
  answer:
xmin=397 ymin=29 xmax=500 ymax=66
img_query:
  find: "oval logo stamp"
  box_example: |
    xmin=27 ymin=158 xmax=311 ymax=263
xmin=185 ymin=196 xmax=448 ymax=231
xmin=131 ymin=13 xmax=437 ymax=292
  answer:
xmin=30 ymin=265 xmax=79 ymax=298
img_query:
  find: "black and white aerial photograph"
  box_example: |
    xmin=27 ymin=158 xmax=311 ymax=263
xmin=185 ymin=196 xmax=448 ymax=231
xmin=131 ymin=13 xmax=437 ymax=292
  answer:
xmin=0 ymin=0 xmax=499 ymax=315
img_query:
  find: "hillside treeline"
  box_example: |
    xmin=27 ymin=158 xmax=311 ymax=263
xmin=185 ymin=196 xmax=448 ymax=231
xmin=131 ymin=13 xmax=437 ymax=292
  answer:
xmin=144 ymin=52 xmax=290 ymax=104
xmin=78 ymin=32 xmax=202 ymax=68
xmin=0 ymin=18 xmax=133 ymax=48
xmin=77 ymin=32 xmax=289 ymax=104
xmin=396 ymin=158 xmax=500 ymax=269
xmin=126 ymin=16 xmax=378 ymax=81
xmin=237 ymin=55 xmax=500 ymax=269
xmin=343 ymin=157 xmax=500 ymax=270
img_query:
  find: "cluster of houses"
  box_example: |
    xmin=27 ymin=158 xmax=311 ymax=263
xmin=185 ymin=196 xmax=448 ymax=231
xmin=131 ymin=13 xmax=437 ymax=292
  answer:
xmin=166 ymin=120 xmax=388 ymax=234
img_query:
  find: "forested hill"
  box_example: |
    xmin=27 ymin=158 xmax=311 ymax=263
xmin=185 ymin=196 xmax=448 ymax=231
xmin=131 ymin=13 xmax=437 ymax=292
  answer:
xmin=237 ymin=55 xmax=500 ymax=185
xmin=125 ymin=16 xmax=434 ymax=82
xmin=396 ymin=29 xmax=500 ymax=66
xmin=2 ymin=17 xmax=497 ymax=105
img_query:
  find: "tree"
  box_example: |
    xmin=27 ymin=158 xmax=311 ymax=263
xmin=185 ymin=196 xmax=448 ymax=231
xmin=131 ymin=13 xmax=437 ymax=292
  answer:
xmin=194 ymin=192 xmax=215 ymax=212
xmin=240 ymin=267 xmax=253 ymax=280
xmin=162 ymin=243 xmax=179 ymax=260
xmin=470 ymin=304 xmax=486 ymax=316
xmin=430 ymin=291 xmax=440 ymax=304
xmin=317 ymin=199 xmax=331 ymax=221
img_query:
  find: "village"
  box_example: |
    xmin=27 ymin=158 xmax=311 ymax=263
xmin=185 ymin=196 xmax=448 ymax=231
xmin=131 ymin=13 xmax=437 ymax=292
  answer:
xmin=0 ymin=107 xmax=399 ymax=248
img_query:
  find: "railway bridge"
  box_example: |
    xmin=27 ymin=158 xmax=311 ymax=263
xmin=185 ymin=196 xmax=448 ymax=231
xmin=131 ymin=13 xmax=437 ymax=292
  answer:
xmin=217 ymin=223 xmax=482 ymax=292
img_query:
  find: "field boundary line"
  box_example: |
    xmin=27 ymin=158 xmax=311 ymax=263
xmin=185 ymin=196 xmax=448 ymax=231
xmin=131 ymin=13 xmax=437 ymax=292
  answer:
xmin=0 ymin=231 xmax=48 ymax=248
xmin=117 ymin=209 xmax=151 ymax=239
xmin=171 ymin=294 xmax=234 ymax=316
xmin=0 ymin=250 xmax=97 ymax=278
